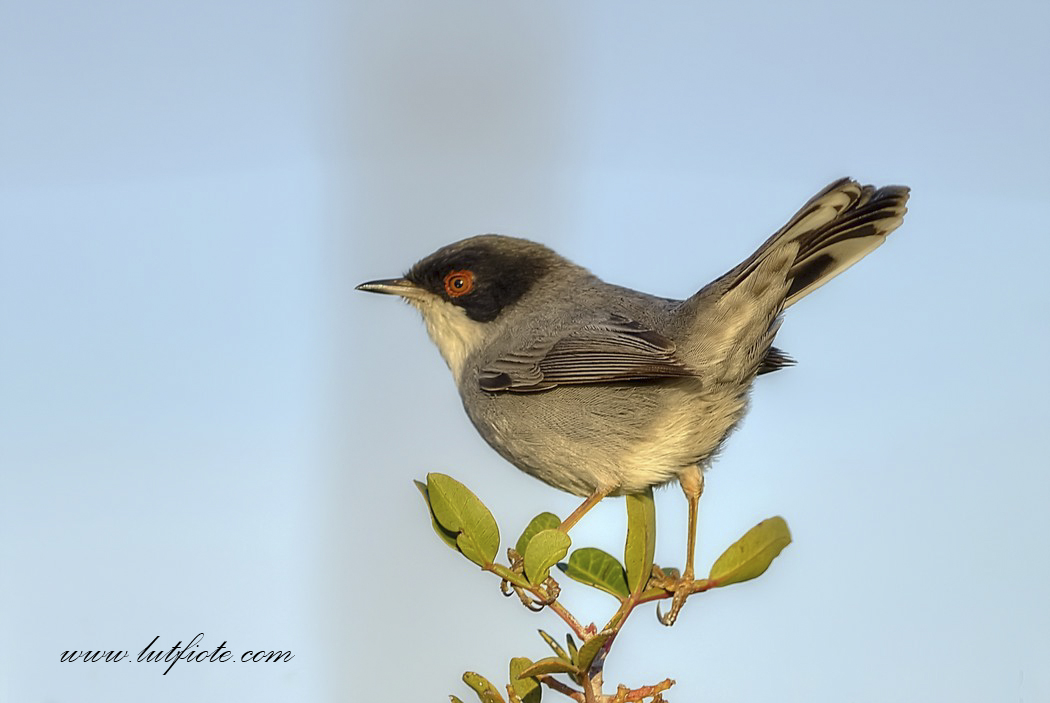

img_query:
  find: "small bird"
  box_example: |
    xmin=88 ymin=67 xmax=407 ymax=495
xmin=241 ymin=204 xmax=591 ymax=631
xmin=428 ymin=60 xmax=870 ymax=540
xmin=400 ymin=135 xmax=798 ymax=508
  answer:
xmin=358 ymin=178 xmax=909 ymax=614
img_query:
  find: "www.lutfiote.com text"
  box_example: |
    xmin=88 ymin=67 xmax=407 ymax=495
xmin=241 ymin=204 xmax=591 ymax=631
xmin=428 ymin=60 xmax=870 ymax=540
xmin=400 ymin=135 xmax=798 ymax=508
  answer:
xmin=61 ymin=633 xmax=293 ymax=674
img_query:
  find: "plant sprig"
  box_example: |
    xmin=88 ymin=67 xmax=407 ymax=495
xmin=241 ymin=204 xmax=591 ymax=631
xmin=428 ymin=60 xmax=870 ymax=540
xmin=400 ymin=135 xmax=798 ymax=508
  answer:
xmin=416 ymin=473 xmax=791 ymax=702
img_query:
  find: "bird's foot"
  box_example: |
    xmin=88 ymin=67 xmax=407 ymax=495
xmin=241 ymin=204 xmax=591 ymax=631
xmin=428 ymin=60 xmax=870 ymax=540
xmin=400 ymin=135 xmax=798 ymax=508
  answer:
xmin=500 ymin=548 xmax=560 ymax=611
xmin=648 ymin=564 xmax=680 ymax=589
xmin=650 ymin=565 xmax=707 ymax=626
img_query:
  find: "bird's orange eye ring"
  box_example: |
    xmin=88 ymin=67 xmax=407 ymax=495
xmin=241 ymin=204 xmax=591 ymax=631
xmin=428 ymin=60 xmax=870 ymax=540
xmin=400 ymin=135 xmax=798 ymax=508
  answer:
xmin=443 ymin=270 xmax=475 ymax=298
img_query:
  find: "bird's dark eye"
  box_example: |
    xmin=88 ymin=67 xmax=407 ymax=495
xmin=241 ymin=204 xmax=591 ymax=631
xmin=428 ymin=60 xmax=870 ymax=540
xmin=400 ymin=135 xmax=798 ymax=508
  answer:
xmin=443 ymin=270 xmax=475 ymax=298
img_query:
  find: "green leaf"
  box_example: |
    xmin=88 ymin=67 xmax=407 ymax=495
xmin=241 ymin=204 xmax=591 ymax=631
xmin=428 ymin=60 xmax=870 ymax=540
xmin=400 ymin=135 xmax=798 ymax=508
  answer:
xmin=523 ymin=529 xmax=570 ymax=585
xmin=415 ymin=480 xmax=461 ymax=551
xmin=537 ymin=630 xmax=569 ymax=662
xmin=559 ymin=548 xmax=630 ymax=599
xmin=509 ymin=657 xmax=542 ymax=703
xmin=565 ymin=634 xmax=578 ymax=665
xmin=520 ymin=656 xmax=579 ymax=678
xmin=450 ymin=697 xmax=466 ymax=703
xmin=708 ymin=516 xmax=792 ymax=587
xmin=515 ymin=512 xmax=562 ymax=556
xmin=624 ymin=488 xmax=656 ymax=593
xmin=462 ymin=672 xmax=505 ymax=703
xmin=575 ymin=630 xmax=614 ymax=674
xmin=427 ymin=473 xmax=500 ymax=567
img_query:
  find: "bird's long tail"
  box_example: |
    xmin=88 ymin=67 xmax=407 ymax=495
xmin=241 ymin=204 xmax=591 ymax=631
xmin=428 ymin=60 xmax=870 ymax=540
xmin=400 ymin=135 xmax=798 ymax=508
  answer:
xmin=734 ymin=178 xmax=911 ymax=308
xmin=680 ymin=178 xmax=909 ymax=380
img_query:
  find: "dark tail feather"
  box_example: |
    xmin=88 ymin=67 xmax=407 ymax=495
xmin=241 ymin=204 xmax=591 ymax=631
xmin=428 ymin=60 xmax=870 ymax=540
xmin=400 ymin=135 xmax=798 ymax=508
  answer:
xmin=728 ymin=178 xmax=910 ymax=309
xmin=757 ymin=346 xmax=795 ymax=375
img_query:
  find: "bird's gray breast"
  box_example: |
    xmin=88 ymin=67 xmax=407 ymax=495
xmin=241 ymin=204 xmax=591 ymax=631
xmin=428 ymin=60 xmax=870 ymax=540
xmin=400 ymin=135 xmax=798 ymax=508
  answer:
xmin=459 ymin=377 xmax=669 ymax=496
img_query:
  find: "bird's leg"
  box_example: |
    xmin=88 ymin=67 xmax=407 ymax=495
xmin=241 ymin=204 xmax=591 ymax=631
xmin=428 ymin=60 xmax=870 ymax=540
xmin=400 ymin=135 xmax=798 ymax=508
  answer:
xmin=559 ymin=487 xmax=612 ymax=533
xmin=656 ymin=467 xmax=704 ymax=626
xmin=679 ymin=466 xmax=704 ymax=582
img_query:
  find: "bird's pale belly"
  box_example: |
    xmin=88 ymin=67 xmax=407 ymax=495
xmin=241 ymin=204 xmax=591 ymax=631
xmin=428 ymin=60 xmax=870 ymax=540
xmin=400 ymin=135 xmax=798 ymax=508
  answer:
xmin=462 ymin=378 xmax=751 ymax=497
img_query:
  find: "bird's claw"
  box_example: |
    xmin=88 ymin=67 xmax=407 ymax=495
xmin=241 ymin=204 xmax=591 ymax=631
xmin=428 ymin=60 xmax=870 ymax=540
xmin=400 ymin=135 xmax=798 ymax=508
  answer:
xmin=656 ymin=590 xmax=689 ymax=626
xmin=501 ymin=547 xmax=559 ymax=611
xmin=651 ymin=566 xmax=705 ymax=626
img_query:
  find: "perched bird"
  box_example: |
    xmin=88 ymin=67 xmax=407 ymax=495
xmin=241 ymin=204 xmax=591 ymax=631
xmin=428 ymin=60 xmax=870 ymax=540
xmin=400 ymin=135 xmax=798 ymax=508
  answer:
xmin=358 ymin=177 xmax=909 ymax=617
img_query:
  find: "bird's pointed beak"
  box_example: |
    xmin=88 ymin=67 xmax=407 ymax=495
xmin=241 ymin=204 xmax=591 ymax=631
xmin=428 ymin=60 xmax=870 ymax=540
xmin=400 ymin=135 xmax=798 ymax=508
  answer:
xmin=355 ymin=278 xmax=424 ymax=299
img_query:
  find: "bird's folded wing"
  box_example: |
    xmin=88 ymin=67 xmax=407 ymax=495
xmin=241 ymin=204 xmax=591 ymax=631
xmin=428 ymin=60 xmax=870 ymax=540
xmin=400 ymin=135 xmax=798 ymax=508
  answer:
xmin=478 ymin=314 xmax=696 ymax=393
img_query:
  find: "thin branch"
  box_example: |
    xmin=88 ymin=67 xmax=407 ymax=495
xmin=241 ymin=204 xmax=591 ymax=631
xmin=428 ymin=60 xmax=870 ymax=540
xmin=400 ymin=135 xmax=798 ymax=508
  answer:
xmin=545 ymin=598 xmax=589 ymax=640
xmin=538 ymin=675 xmax=584 ymax=702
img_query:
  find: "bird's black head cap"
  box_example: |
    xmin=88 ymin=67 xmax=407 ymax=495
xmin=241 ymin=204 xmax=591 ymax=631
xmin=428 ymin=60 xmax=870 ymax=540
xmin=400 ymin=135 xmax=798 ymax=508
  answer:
xmin=405 ymin=235 xmax=558 ymax=323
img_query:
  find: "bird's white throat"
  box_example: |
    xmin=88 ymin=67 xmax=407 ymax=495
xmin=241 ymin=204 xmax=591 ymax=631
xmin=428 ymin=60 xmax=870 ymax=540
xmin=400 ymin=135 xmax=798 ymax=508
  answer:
xmin=409 ymin=296 xmax=487 ymax=384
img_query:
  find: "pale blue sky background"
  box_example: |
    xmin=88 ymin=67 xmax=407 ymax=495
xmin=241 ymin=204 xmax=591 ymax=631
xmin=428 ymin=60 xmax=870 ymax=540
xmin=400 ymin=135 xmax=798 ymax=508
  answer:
xmin=2 ymin=2 xmax=1048 ymax=702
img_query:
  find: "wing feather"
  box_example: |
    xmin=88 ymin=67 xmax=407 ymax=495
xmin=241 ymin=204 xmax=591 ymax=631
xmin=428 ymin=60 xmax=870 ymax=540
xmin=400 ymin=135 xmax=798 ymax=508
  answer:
xmin=478 ymin=314 xmax=695 ymax=393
